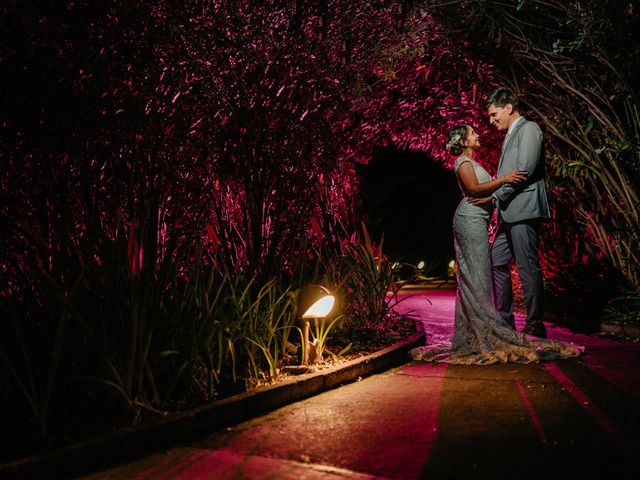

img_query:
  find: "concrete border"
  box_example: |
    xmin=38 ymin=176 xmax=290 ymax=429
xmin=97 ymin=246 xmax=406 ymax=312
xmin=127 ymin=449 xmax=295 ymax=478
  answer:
xmin=1 ymin=332 xmax=425 ymax=480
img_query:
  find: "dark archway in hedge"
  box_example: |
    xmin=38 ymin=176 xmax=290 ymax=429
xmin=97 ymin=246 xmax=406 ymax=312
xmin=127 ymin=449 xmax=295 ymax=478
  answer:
xmin=359 ymin=147 xmax=458 ymax=276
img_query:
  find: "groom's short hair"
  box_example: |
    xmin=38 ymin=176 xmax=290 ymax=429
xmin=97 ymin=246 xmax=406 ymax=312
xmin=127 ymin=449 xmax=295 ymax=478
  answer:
xmin=485 ymin=87 xmax=520 ymax=112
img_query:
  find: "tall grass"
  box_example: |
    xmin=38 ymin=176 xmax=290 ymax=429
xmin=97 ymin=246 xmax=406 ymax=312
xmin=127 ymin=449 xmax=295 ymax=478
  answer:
xmin=324 ymin=223 xmax=414 ymax=348
xmin=0 ymin=266 xmax=85 ymax=446
xmin=0 ymin=213 xmax=417 ymax=463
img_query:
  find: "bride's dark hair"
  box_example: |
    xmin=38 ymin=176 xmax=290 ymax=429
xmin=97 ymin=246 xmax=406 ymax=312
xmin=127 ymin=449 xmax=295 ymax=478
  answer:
xmin=446 ymin=124 xmax=470 ymax=156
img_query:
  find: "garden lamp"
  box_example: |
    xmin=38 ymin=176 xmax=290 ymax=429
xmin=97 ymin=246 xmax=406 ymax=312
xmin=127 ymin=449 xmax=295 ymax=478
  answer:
xmin=297 ymin=284 xmax=335 ymax=365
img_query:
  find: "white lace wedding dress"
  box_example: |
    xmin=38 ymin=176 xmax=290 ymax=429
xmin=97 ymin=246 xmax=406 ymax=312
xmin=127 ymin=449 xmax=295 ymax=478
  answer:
xmin=410 ymin=156 xmax=582 ymax=364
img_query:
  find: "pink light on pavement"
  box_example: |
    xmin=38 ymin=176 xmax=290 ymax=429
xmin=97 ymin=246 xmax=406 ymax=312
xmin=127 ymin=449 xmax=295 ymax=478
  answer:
xmin=400 ymin=362 xmax=449 ymax=465
xmin=515 ymin=378 xmax=547 ymax=444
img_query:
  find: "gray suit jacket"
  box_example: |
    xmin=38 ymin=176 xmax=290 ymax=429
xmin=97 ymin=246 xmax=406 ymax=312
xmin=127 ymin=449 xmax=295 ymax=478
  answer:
xmin=494 ymin=118 xmax=551 ymax=223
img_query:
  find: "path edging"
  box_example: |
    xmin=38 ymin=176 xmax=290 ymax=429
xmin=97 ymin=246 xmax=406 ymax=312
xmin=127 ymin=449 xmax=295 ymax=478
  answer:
xmin=599 ymin=321 xmax=640 ymax=339
xmin=0 ymin=332 xmax=425 ymax=480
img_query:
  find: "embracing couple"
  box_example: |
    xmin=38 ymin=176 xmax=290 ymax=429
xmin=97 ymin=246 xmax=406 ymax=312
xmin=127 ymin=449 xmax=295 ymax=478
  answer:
xmin=412 ymin=87 xmax=582 ymax=365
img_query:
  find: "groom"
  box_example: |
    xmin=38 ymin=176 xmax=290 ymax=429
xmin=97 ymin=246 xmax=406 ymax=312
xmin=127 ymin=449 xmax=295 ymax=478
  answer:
xmin=485 ymin=87 xmax=550 ymax=338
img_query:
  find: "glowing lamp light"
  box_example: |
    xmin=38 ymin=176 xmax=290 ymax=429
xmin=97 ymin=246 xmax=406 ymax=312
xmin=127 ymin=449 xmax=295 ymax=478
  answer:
xmin=448 ymin=260 xmax=456 ymax=268
xmin=297 ymin=284 xmax=335 ymax=320
xmin=297 ymin=284 xmax=336 ymax=365
xmin=302 ymin=295 xmax=335 ymax=318
xmin=417 ymin=260 xmax=425 ymax=269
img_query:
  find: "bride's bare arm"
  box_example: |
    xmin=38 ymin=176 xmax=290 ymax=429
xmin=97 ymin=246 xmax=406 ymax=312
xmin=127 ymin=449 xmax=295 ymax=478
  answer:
xmin=457 ymin=161 xmax=527 ymax=198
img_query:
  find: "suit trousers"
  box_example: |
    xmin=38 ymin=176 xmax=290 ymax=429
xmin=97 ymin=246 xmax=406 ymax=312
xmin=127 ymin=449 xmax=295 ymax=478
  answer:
xmin=491 ymin=219 xmax=544 ymax=328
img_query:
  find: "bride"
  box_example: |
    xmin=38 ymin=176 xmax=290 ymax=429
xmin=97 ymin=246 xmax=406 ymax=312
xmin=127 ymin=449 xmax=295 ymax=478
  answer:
xmin=410 ymin=124 xmax=582 ymax=364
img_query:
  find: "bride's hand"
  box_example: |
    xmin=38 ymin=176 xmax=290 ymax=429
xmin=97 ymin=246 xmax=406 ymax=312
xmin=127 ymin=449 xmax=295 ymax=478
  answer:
xmin=501 ymin=171 xmax=527 ymax=185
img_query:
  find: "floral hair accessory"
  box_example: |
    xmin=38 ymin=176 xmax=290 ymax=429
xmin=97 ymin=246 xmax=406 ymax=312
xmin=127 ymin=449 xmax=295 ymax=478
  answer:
xmin=446 ymin=133 xmax=461 ymax=149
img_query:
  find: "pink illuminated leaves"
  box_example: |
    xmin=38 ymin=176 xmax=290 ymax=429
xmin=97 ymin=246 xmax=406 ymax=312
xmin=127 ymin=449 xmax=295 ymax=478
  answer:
xmin=2 ymin=0 xmax=507 ymax=289
xmin=127 ymin=220 xmax=143 ymax=278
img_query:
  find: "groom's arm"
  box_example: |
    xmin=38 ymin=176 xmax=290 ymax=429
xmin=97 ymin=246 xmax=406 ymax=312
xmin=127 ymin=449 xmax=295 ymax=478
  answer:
xmin=493 ymin=122 xmax=543 ymax=203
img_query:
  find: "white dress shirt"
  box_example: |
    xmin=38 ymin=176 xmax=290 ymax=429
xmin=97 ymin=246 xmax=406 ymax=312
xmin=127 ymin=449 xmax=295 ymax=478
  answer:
xmin=505 ymin=116 xmax=523 ymax=142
